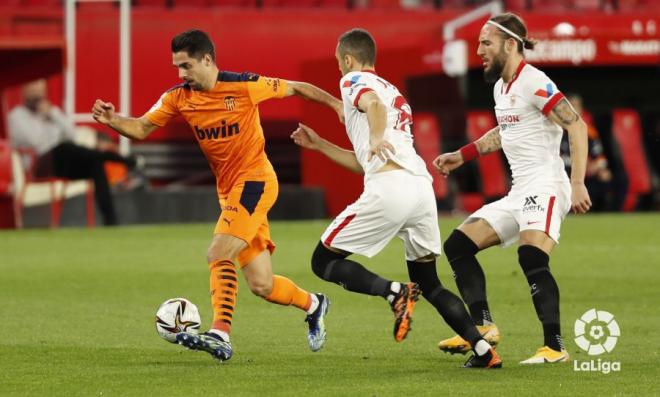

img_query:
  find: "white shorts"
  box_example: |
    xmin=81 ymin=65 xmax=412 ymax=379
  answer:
xmin=467 ymin=184 xmax=571 ymax=247
xmin=321 ymin=169 xmax=441 ymax=261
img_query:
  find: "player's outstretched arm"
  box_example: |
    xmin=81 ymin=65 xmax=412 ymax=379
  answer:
xmin=285 ymin=81 xmax=344 ymax=124
xmin=357 ymin=91 xmax=395 ymax=162
xmin=548 ymin=98 xmax=592 ymax=214
xmin=92 ymin=99 xmax=159 ymax=140
xmin=475 ymin=125 xmax=502 ymax=155
xmin=433 ymin=126 xmax=501 ymax=177
xmin=291 ymin=123 xmax=363 ymax=174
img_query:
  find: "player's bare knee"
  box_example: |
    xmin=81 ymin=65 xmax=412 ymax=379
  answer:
xmin=206 ymin=244 xmax=232 ymax=263
xmin=206 ymin=236 xmax=245 ymax=263
xmin=247 ymin=276 xmax=273 ymax=297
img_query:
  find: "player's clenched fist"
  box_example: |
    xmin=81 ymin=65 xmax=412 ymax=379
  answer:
xmin=433 ymin=152 xmax=464 ymax=177
xmin=92 ymin=99 xmax=115 ymax=125
xmin=291 ymin=123 xmax=322 ymax=151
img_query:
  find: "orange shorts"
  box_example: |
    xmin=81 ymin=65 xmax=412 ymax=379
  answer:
xmin=214 ymin=178 xmax=278 ymax=267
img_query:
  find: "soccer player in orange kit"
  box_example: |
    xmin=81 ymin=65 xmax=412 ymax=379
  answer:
xmin=92 ymin=29 xmax=343 ymax=362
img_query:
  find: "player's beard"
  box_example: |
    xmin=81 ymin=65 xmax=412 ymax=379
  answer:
xmin=484 ymin=49 xmax=506 ymax=83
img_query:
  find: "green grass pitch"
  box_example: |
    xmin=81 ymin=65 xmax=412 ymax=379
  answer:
xmin=1 ymin=214 xmax=658 ymax=396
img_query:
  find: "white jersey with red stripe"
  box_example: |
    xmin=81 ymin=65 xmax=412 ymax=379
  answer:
xmin=466 ymin=61 xmax=573 ymax=246
xmin=339 ymin=70 xmax=431 ymax=180
xmin=493 ymin=61 xmax=570 ymax=193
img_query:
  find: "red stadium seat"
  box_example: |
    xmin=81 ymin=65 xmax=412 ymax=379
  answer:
xmin=261 ymin=0 xmax=318 ymax=7
xmin=20 ymin=0 xmax=62 ymax=6
xmin=0 ymin=0 xmax=22 ymax=6
xmin=10 ymin=148 xmax=95 ymax=228
xmin=368 ymin=0 xmax=401 ymax=9
xmin=0 ymin=140 xmax=16 ymax=228
xmin=611 ymin=109 xmax=652 ymax=211
xmin=319 ymin=0 xmax=347 ymax=7
xmin=0 ymin=140 xmax=11 ymax=198
xmin=413 ymin=112 xmax=447 ymax=200
xmin=208 ymin=0 xmax=257 ymax=6
xmin=618 ymin=0 xmax=645 ymax=11
xmin=135 ymin=0 xmax=168 ymax=7
xmin=573 ymin=0 xmax=601 ymax=9
xmin=172 ymin=0 xmax=208 ymax=7
xmin=531 ymin=0 xmax=570 ymax=12
xmin=505 ymin=0 xmax=529 ymax=11
xmin=466 ymin=111 xmax=509 ymax=199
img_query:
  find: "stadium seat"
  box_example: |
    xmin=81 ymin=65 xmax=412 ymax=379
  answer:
xmin=368 ymin=0 xmax=401 ymax=9
xmin=319 ymin=0 xmax=347 ymax=7
xmin=531 ymin=0 xmax=570 ymax=12
xmin=0 ymin=140 xmax=16 ymax=228
xmin=505 ymin=0 xmax=530 ymax=11
xmin=11 ymin=148 xmax=95 ymax=228
xmin=413 ymin=112 xmax=448 ymax=200
xmin=0 ymin=0 xmax=22 ymax=6
xmin=208 ymin=0 xmax=257 ymax=6
xmin=20 ymin=0 xmax=62 ymax=6
xmin=466 ymin=111 xmax=509 ymax=200
xmin=0 ymin=140 xmax=12 ymax=198
xmin=611 ymin=109 xmax=652 ymax=211
xmin=573 ymin=0 xmax=601 ymax=9
xmin=617 ymin=0 xmax=645 ymax=11
xmin=171 ymin=0 xmax=208 ymax=7
xmin=260 ymin=0 xmax=318 ymax=7
xmin=135 ymin=0 xmax=169 ymax=7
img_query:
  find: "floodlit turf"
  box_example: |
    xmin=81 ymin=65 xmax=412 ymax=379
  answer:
xmin=1 ymin=214 xmax=658 ymax=396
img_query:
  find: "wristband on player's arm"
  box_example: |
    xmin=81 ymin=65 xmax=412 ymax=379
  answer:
xmin=459 ymin=142 xmax=480 ymax=162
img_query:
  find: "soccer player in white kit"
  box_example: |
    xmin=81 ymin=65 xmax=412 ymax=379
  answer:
xmin=292 ymin=28 xmax=502 ymax=368
xmin=434 ymin=13 xmax=592 ymax=364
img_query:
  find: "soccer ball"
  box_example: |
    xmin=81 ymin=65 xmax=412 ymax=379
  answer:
xmin=155 ymin=298 xmax=201 ymax=343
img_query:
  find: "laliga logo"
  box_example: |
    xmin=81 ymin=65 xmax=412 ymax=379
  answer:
xmin=573 ymin=308 xmax=621 ymax=374
xmin=574 ymin=308 xmax=620 ymax=355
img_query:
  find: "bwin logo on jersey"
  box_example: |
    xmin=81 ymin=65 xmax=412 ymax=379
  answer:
xmin=574 ymin=308 xmax=621 ymax=374
xmin=194 ymin=121 xmax=240 ymax=140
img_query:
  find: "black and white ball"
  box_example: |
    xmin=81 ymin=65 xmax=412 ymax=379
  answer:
xmin=155 ymin=298 xmax=201 ymax=343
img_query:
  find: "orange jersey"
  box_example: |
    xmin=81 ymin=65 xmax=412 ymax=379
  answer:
xmin=144 ymin=71 xmax=287 ymax=195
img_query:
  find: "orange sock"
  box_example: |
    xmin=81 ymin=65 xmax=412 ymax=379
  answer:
xmin=265 ymin=275 xmax=312 ymax=311
xmin=209 ymin=259 xmax=238 ymax=333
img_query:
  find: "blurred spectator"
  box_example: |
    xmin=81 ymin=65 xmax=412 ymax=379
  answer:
xmin=560 ymin=93 xmax=613 ymax=211
xmin=8 ymin=79 xmax=141 ymax=225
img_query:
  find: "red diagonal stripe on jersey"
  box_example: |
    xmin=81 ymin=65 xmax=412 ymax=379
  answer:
xmin=324 ymin=214 xmax=357 ymax=246
xmin=545 ymin=196 xmax=556 ymax=235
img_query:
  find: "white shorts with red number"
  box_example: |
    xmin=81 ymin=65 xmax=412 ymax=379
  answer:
xmin=467 ymin=183 xmax=571 ymax=247
xmin=321 ymin=169 xmax=441 ymax=260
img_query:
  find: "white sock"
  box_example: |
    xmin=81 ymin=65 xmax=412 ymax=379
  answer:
xmin=208 ymin=329 xmax=230 ymax=342
xmin=386 ymin=282 xmax=402 ymax=304
xmin=306 ymin=294 xmax=319 ymax=314
xmin=474 ymin=339 xmax=490 ymax=356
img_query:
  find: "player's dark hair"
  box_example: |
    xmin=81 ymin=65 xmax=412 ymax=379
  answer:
xmin=171 ymin=29 xmax=216 ymax=62
xmin=338 ymin=28 xmax=377 ymax=65
xmin=489 ymin=13 xmax=537 ymax=53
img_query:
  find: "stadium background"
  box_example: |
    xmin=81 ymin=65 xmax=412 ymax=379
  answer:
xmin=0 ymin=0 xmax=657 ymax=226
xmin=0 ymin=1 xmax=658 ymax=396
